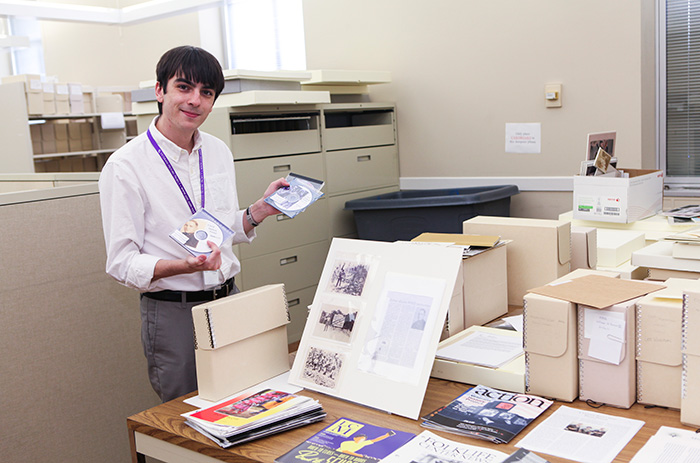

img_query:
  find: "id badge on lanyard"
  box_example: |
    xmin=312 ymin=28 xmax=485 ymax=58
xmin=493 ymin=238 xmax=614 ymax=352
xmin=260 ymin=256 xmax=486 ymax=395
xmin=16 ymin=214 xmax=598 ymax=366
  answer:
xmin=148 ymin=129 xmax=224 ymax=287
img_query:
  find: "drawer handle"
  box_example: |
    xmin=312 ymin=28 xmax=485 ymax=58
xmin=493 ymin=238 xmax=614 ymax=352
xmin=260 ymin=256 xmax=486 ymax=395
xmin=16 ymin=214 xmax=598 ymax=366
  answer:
xmin=357 ymin=155 xmax=371 ymax=162
xmin=280 ymin=256 xmax=298 ymax=265
xmin=273 ymin=164 xmax=292 ymax=172
xmin=276 ymin=213 xmax=292 ymax=221
xmin=288 ymin=298 xmax=300 ymax=307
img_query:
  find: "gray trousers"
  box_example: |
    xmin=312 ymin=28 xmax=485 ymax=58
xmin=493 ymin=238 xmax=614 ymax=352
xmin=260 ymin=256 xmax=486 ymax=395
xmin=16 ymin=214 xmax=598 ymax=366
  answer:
xmin=140 ymin=295 xmax=199 ymax=402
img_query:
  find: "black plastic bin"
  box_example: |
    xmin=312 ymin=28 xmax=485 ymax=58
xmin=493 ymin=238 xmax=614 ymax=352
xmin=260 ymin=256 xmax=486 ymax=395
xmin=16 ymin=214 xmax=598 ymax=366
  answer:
xmin=345 ymin=185 xmax=519 ymax=242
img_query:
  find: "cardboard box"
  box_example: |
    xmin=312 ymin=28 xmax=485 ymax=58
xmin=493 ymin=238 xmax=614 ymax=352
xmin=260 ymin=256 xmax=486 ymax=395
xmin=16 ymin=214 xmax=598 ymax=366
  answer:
xmin=571 ymin=226 xmax=597 ymax=271
xmin=597 ymin=260 xmax=647 ymax=280
xmin=682 ymin=289 xmax=700 ymax=426
xmin=597 ymin=229 xmax=646 ymax=268
xmin=431 ymin=325 xmax=525 ymax=393
xmin=523 ymin=269 xmax=621 ymax=401
xmin=55 ymin=83 xmax=70 ymax=114
xmin=463 ymin=217 xmax=570 ymax=306
xmin=26 ymin=92 xmax=44 ymax=116
xmin=68 ymin=83 xmax=84 ymax=115
xmin=192 ymin=284 xmax=290 ymax=402
xmin=42 ymin=82 xmax=56 ymax=115
xmin=412 ymin=233 xmax=508 ymax=328
xmin=2 ymin=73 xmax=42 ymax=92
xmin=578 ymin=297 xmax=639 ymax=408
xmin=573 ymin=169 xmax=663 ymax=223
xmin=647 ymin=267 xmax=700 ymax=281
xmin=632 ymin=240 xmax=700 ymax=273
xmin=672 ymin=242 xmax=700 ymax=260
xmin=636 ymin=279 xmax=700 ymax=409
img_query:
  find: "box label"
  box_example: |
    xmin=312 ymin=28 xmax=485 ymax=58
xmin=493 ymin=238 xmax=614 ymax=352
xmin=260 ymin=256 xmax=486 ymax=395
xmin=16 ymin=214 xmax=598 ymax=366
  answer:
xmin=576 ymin=195 xmax=622 ymax=217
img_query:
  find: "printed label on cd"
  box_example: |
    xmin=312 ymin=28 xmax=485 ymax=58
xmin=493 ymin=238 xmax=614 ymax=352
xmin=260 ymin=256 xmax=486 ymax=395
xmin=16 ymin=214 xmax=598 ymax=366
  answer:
xmin=270 ymin=185 xmax=313 ymax=212
xmin=180 ymin=217 xmax=224 ymax=253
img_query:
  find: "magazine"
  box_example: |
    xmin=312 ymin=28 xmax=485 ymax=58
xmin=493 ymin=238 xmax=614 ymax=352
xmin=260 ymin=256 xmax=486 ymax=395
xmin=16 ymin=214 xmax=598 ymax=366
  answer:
xmin=182 ymin=389 xmax=325 ymax=448
xmin=421 ymin=385 xmax=552 ymax=444
xmin=275 ymin=417 xmax=415 ymax=463
xmin=380 ymin=430 xmax=507 ymax=463
xmin=264 ymin=172 xmax=325 ymax=218
xmin=169 ymin=208 xmax=235 ymax=257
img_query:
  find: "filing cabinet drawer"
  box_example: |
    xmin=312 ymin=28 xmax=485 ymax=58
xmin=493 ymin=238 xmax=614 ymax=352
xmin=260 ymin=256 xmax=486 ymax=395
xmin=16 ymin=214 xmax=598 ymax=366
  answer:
xmin=230 ymin=112 xmax=321 ymax=160
xmin=234 ymin=153 xmax=325 ymax=206
xmin=241 ymin=198 xmax=329 ymax=259
xmin=328 ymin=186 xmax=398 ymax=237
xmin=232 ymin=130 xmax=320 ymax=160
xmin=286 ymin=285 xmax=316 ymax=344
xmin=238 ymin=240 xmax=329 ymax=293
xmin=323 ymin=109 xmax=395 ymax=151
xmin=325 ymin=145 xmax=398 ymax=195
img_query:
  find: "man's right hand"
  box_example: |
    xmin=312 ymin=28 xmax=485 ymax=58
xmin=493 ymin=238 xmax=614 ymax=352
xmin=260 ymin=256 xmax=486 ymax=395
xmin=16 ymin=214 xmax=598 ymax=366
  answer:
xmin=153 ymin=241 xmax=222 ymax=281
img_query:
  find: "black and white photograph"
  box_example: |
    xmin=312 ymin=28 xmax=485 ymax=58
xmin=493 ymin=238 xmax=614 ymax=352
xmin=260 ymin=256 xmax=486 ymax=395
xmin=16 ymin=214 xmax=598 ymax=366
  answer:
xmin=312 ymin=302 xmax=359 ymax=343
xmin=300 ymin=346 xmax=345 ymax=390
xmin=327 ymin=259 xmax=370 ymax=297
xmin=564 ymin=422 xmax=607 ymax=438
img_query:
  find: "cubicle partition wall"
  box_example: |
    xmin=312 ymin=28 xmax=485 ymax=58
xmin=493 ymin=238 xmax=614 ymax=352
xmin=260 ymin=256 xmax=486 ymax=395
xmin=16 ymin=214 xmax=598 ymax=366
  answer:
xmin=0 ymin=183 xmax=159 ymax=463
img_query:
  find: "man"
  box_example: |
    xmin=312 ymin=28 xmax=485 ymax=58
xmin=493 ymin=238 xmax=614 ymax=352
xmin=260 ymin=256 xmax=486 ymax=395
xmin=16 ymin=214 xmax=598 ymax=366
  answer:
xmin=99 ymin=46 xmax=288 ymax=402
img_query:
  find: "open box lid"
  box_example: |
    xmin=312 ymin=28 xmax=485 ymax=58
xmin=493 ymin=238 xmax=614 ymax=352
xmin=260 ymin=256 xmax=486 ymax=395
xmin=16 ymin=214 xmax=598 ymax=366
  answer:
xmin=412 ymin=232 xmax=500 ymax=248
xmin=527 ymin=274 xmax=663 ymax=309
xmin=192 ymin=284 xmax=289 ymax=351
xmin=523 ymin=293 xmax=572 ymax=358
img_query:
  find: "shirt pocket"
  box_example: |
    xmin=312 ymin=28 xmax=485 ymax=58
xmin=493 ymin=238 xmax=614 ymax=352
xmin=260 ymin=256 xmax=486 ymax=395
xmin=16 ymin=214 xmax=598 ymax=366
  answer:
xmin=207 ymin=173 xmax=236 ymax=213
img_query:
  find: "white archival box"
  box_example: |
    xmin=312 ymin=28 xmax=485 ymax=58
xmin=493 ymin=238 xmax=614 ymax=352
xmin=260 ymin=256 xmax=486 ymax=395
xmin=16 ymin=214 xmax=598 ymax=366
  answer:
xmin=289 ymin=237 xmax=463 ymax=419
xmin=572 ymin=169 xmax=663 ymax=223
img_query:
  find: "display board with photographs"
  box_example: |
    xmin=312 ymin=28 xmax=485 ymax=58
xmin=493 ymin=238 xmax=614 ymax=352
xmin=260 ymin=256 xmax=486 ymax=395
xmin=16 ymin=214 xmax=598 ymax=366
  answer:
xmin=289 ymin=238 xmax=464 ymax=419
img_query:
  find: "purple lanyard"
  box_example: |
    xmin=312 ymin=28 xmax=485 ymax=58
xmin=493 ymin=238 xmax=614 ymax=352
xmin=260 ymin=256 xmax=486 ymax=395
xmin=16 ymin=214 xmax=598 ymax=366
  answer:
xmin=147 ymin=129 xmax=204 ymax=214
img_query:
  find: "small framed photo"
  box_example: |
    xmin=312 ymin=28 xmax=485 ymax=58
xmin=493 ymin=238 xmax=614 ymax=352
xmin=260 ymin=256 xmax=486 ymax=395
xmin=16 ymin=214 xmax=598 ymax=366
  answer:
xmin=586 ymin=131 xmax=616 ymax=161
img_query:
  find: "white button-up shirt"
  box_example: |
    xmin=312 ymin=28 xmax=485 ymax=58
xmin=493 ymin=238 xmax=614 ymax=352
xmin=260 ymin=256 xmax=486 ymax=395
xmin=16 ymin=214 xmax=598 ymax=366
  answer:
xmin=99 ymin=117 xmax=254 ymax=292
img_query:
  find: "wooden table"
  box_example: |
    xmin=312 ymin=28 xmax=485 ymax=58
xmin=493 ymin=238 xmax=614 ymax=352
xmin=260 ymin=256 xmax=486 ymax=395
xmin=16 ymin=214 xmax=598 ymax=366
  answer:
xmin=127 ymin=377 xmax=696 ymax=463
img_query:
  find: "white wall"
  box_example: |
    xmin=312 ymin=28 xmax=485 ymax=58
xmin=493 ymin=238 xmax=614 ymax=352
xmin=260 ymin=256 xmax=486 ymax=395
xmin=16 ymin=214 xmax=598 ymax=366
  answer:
xmin=303 ymin=0 xmax=656 ymax=180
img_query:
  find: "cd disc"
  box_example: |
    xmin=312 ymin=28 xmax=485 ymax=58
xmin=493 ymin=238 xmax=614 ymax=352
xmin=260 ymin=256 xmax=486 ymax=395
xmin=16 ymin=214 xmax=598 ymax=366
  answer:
xmin=184 ymin=218 xmax=224 ymax=253
xmin=281 ymin=185 xmax=313 ymax=211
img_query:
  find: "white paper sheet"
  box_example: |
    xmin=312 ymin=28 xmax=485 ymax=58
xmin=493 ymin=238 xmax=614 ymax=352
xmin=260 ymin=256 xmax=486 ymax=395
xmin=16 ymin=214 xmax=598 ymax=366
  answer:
xmin=583 ymin=308 xmax=625 ymax=365
xmin=515 ymin=406 xmax=644 ymax=463
xmin=505 ymin=123 xmax=541 ymax=154
xmin=631 ymin=426 xmax=700 ymax=462
xmin=502 ymin=314 xmax=524 ymax=332
xmin=436 ymin=330 xmax=523 ymax=368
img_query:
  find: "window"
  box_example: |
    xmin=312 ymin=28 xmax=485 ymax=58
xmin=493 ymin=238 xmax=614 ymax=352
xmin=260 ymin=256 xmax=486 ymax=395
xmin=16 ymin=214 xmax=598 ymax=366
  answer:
xmin=661 ymin=0 xmax=700 ymax=189
xmin=7 ymin=16 xmax=45 ymax=76
xmin=223 ymin=0 xmax=306 ymax=71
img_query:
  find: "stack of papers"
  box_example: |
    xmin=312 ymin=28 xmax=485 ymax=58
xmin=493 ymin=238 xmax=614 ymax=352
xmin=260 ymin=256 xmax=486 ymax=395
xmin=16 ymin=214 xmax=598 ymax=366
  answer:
xmin=436 ymin=330 xmax=523 ymax=368
xmin=182 ymin=388 xmax=325 ymax=448
xmin=631 ymin=426 xmax=700 ymax=462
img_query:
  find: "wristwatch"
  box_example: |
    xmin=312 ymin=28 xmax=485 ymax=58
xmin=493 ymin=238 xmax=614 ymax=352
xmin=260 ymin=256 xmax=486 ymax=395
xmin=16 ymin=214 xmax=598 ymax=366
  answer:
xmin=246 ymin=206 xmax=260 ymax=227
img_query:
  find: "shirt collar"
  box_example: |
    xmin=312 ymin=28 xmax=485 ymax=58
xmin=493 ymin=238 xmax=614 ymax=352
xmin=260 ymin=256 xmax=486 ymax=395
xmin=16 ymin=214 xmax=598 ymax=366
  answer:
xmin=149 ymin=116 xmax=203 ymax=161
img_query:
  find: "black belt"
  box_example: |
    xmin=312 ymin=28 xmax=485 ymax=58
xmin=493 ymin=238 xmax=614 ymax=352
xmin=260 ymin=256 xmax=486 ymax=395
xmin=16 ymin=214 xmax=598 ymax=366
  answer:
xmin=142 ymin=277 xmax=235 ymax=304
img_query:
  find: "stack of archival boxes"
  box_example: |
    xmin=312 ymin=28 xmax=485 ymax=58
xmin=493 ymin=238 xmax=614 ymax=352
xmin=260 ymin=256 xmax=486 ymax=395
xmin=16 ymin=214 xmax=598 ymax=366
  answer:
xmin=524 ymin=272 xmax=700 ymax=410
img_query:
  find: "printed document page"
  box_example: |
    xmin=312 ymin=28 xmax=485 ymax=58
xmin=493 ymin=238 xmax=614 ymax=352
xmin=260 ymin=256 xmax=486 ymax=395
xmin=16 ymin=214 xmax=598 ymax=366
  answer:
xmin=630 ymin=426 xmax=700 ymax=462
xmin=515 ymin=406 xmax=644 ymax=463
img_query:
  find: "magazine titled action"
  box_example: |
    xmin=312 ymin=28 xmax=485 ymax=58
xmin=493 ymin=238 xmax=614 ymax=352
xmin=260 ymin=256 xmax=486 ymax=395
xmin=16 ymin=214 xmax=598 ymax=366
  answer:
xmin=264 ymin=172 xmax=324 ymax=218
xmin=421 ymin=384 xmax=552 ymax=444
